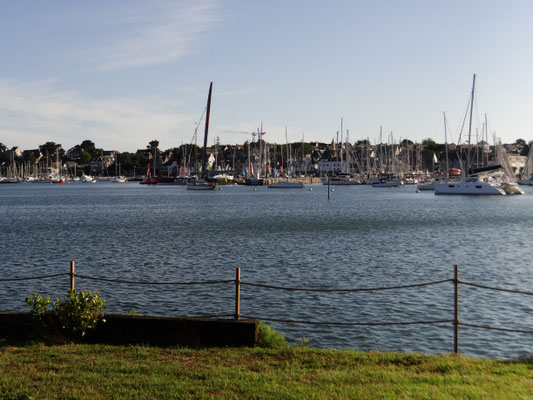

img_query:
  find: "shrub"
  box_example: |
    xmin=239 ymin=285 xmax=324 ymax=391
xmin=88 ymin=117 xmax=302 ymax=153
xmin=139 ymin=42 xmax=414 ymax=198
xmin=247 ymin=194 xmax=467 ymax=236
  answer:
xmin=26 ymin=289 xmax=106 ymax=338
xmin=25 ymin=292 xmax=51 ymax=326
xmin=257 ymin=322 xmax=288 ymax=348
xmin=53 ymin=289 xmax=106 ymax=337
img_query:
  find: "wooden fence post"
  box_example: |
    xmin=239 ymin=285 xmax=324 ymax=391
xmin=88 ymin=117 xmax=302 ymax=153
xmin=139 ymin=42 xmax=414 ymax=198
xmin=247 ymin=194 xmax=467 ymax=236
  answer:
xmin=454 ymin=264 xmax=459 ymax=354
xmin=70 ymin=261 xmax=75 ymax=291
xmin=235 ymin=267 xmax=241 ymax=320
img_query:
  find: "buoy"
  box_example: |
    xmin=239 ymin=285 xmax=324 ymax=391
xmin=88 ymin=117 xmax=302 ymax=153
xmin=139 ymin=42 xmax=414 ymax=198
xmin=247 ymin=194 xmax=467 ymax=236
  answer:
xmin=254 ymin=187 xmax=257 ymax=191
xmin=309 ymin=188 xmax=312 ymax=191
xmin=331 ymin=188 xmax=334 ymax=192
xmin=416 ymin=190 xmax=420 ymax=193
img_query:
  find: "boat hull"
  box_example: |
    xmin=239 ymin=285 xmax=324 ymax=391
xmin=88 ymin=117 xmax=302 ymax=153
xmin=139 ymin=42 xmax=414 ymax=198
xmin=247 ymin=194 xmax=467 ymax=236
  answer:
xmin=371 ymin=180 xmax=401 ymax=188
xmin=434 ymin=181 xmax=505 ymax=195
xmin=322 ymin=178 xmax=361 ymax=185
xmin=186 ymin=183 xmax=218 ymax=190
xmin=417 ymin=182 xmax=435 ymax=191
xmin=500 ymin=182 xmax=524 ymax=195
xmin=267 ymin=181 xmax=304 ymax=189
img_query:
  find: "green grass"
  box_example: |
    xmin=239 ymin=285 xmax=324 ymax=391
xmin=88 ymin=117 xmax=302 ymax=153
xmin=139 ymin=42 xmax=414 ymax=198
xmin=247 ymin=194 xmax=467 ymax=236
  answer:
xmin=0 ymin=345 xmax=531 ymax=399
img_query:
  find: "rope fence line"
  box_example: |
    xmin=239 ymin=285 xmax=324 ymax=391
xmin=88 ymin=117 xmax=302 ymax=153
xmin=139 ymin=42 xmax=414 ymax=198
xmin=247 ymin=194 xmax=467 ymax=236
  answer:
xmin=459 ymin=323 xmax=533 ymax=334
xmin=0 ymin=273 xmax=69 ymax=282
xmin=1 ymin=272 xmax=451 ymax=291
xmin=2 ymin=262 xmax=533 ymax=354
xmin=241 ymin=279 xmax=453 ymax=292
xmin=240 ymin=316 xmax=455 ymax=327
xmin=460 ymin=281 xmax=533 ymax=296
xmin=76 ymin=274 xmax=234 ymax=286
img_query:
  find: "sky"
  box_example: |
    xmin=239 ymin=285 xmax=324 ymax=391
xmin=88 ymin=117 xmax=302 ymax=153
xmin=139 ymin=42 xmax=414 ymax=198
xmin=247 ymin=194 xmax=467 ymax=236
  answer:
xmin=1 ymin=0 xmax=533 ymax=152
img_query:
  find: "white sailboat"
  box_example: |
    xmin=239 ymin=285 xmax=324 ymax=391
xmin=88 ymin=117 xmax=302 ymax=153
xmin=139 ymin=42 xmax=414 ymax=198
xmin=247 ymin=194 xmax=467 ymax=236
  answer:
xmin=493 ymin=139 xmax=523 ymax=195
xmin=434 ymin=75 xmax=505 ymax=196
xmin=434 ymin=174 xmax=506 ymax=195
xmin=518 ymin=143 xmax=533 ymax=185
xmin=81 ymin=174 xmax=96 ymax=183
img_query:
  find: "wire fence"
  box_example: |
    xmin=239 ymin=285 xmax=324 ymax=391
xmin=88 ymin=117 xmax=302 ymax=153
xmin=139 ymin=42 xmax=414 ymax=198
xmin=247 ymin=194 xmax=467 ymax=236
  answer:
xmin=2 ymin=262 xmax=532 ymax=353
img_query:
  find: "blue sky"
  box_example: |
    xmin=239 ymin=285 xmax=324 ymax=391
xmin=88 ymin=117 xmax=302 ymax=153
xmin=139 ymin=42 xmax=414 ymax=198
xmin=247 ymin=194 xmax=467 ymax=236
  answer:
xmin=1 ymin=0 xmax=533 ymax=152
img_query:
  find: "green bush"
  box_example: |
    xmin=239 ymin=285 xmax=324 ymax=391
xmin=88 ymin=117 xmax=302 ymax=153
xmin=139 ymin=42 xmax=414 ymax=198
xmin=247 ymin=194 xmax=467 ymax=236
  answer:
xmin=53 ymin=289 xmax=106 ymax=337
xmin=25 ymin=292 xmax=51 ymax=326
xmin=257 ymin=322 xmax=288 ymax=348
xmin=25 ymin=289 xmax=106 ymax=338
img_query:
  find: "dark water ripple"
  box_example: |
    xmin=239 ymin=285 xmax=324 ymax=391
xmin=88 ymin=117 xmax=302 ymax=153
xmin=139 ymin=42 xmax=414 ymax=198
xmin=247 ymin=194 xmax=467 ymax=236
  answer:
xmin=1 ymin=182 xmax=532 ymax=358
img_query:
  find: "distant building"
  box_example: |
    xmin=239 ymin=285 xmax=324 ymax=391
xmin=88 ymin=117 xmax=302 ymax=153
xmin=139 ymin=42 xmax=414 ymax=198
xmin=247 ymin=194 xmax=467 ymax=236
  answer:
xmin=317 ymin=159 xmax=349 ymax=175
xmin=89 ymin=151 xmax=116 ymax=174
xmin=66 ymin=146 xmax=82 ymax=161
xmin=1 ymin=146 xmax=22 ymax=162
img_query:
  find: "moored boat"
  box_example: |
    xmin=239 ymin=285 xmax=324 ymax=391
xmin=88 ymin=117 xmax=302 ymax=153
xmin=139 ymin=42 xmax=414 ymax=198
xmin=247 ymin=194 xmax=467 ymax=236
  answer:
xmin=417 ymin=180 xmax=435 ymax=191
xmin=434 ymin=75 xmax=505 ymax=196
xmin=81 ymin=174 xmax=96 ymax=183
xmin=370 ymin=177 xmax=402 ymax=187
xmin=140 ymin=176 xmax=161 ymax=185
xmin=186 ymin=82 xmax=218 ymax=192
xmin=322 ymin=175 xmax=361 ymax=185
xmin=186 ymin=179 xmax=218 ymax=190
xmin=434 ymin=175 xmax=506 ymax=195
xmin=267 ymin=181 xmax=304 ymax=189
xmin=500 ymin=181 xmax=524 ymax=195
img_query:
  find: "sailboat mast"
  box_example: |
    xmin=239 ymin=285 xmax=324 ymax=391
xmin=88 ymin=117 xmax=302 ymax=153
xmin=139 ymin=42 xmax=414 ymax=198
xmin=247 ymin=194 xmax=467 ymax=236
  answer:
xmin=466 ymin=74 xmax=476 ymax=175
xmin=258 ymin=125 xmax=263 ymax=179
xmin=444 ymin=112 xmax=449 ymax=178
xmin=201 ymin=82 xmax=213 ymax=179
xmin=481 ymin=114 xmax=486 ymax=166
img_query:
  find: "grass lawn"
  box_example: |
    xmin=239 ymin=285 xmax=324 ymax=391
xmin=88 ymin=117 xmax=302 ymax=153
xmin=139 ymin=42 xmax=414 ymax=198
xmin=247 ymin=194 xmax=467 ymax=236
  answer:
xmin=0 ymin=345 xmax=531 ymax=399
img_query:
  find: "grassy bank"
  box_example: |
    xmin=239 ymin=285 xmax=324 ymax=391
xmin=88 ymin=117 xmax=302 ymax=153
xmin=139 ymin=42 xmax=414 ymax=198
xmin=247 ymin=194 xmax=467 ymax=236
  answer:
xmin=0 ymin=345 xmax=531 ymax=399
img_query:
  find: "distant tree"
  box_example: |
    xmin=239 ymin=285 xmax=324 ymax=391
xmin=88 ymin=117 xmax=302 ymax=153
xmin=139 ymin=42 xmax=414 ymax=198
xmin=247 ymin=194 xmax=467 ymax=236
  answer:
xmin=422 ymin=138 xmax=437 ymax=149
xmin=80 ymin=140 xmax=96 ymax=151
xmin=520 ymin=143 xmax=530 ymax=157
xmin=79 ymin=151 xmax=92 ymax=165
xmin=421 ymin=138 xmax=444 ymax=154
xmin=117 ymin=152 xmax=149 ymax=174
xmin=39 ymin=142 xmax=64 ymax=160
xmin=22 ymin=151 xmax=37 ymax=164
xmin=171 ymin=147 xmax=184 ymax=161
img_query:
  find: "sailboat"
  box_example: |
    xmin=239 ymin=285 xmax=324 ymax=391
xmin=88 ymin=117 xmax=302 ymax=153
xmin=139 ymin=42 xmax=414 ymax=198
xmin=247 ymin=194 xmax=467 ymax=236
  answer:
xmin=112 ymin=160 xmax=127 ymax=182
xmin=434 ymin=75 xmax=505 ymax=196
xmin=187 ymin=82 xmax=218 ymax=191
xmin=518 ymin=144 xmax=533 ymax=185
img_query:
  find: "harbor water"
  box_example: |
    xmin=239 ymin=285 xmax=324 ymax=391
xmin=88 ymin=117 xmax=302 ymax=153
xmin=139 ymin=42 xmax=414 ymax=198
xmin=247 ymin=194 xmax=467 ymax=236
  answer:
xmin=1 ymin=182 xmax=532 ymax=359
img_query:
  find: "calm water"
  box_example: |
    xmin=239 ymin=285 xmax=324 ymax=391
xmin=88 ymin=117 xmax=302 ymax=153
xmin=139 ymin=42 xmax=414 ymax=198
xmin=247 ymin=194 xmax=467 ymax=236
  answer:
xmin=1 ymin=182 xmax=532 ymax=358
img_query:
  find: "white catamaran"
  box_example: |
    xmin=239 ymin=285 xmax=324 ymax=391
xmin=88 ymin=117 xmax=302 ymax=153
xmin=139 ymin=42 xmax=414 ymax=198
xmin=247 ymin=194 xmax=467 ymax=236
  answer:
xmin=434 ymin=75 xmax=506 ymax=196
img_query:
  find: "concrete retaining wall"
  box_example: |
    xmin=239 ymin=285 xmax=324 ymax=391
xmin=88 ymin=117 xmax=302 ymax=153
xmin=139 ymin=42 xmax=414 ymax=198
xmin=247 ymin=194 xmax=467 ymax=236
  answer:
xmin=0 ymin=312 xmax=258 ymax=347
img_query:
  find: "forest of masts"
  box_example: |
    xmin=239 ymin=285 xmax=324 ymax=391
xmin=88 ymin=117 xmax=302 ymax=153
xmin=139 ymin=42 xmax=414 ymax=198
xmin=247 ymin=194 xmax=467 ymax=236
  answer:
xmin=2 ymin=133 xmax=529 ymax=180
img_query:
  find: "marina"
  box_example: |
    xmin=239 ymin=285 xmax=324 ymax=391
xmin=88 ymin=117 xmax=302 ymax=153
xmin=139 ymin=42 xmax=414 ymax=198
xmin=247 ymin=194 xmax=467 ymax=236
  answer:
xmin=1 ymin=182 xmax=532 ymax=359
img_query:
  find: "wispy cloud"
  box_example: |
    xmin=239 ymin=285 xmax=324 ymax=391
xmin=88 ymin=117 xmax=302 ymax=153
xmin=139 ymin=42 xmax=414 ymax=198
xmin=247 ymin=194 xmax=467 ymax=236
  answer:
xmin=0 ymin=80 xmax=194 ymax=151
xmin=81 ymin=0 xmax=221 ymax=71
